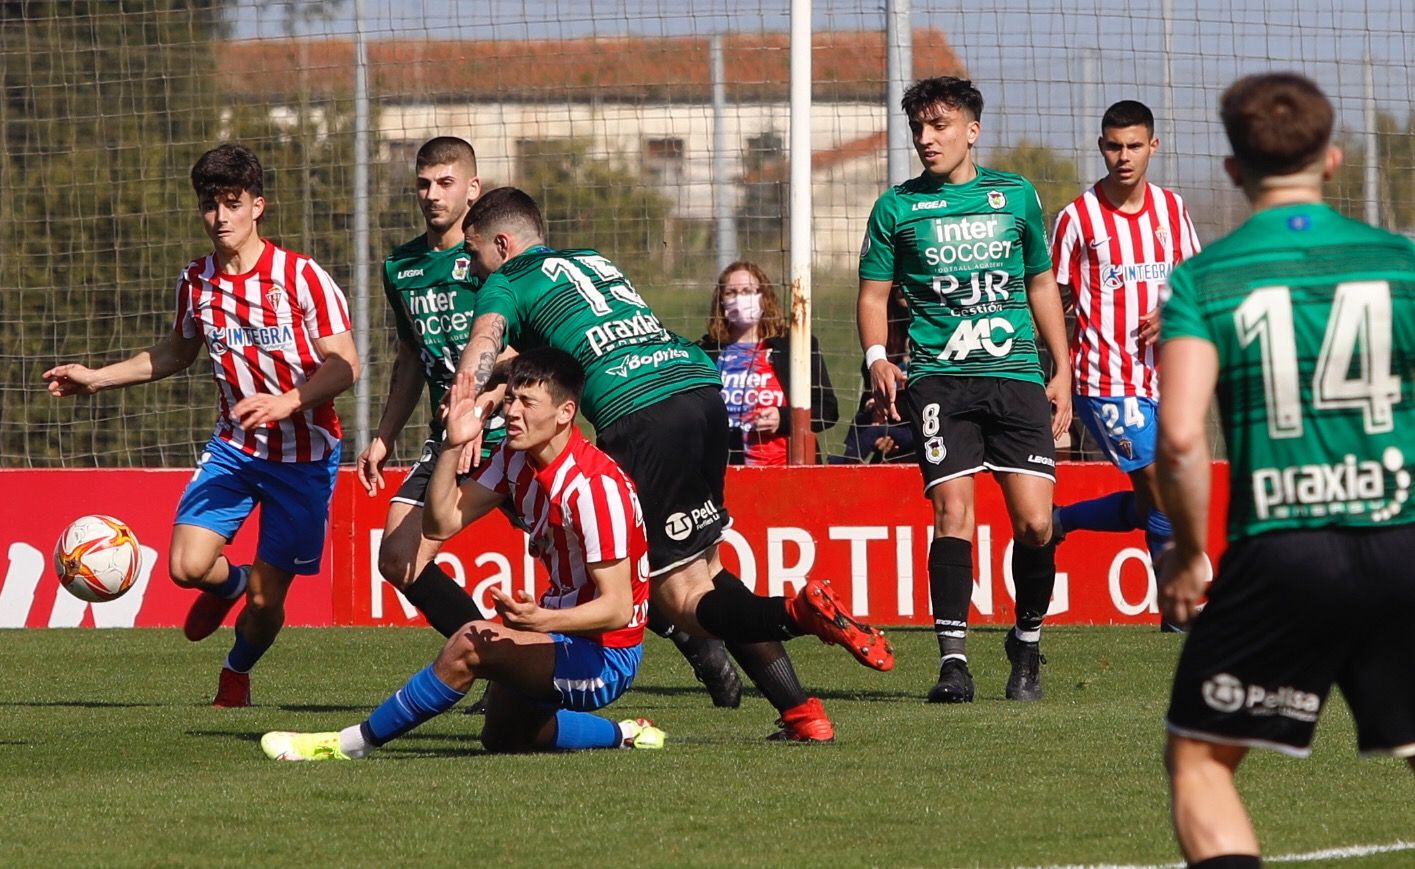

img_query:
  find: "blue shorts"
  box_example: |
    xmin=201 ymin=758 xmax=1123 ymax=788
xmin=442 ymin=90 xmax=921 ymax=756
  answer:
xmin=547 ymin=633 xmax=642 ymax=712
xmin=1077 ymin=395 xmax=1158 ymax=473
xmin=174 ymin=436 xmax=340 ymax=575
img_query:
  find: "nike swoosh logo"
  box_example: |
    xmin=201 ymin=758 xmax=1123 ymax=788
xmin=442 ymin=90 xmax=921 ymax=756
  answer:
xmin=1088 ymin=238 xmax=1108 ymax=248
xmin=293 ymin=556 xmax=318 ymax=565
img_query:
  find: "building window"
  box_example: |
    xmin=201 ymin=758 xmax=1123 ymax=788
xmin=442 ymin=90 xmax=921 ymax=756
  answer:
xmin=641 ymin=137 xmax=685 ymax=187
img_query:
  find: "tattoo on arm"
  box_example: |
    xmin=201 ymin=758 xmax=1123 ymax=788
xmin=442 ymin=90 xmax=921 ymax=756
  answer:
xmin=471 ymin=315 xmax=507 ymax=394
xmin=472 ymin=350 xmax=498 ymax=395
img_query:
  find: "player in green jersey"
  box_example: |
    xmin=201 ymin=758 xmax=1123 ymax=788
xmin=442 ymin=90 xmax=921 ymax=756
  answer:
xmin=355 ymin=137 xmax=497 ymax=637
xmin=1157 ymin=73 xmax=1415 ymax=868
xmin=859 ymin=77 xmax=1072 ymax=704
xmin=449 ymin=187 xmax=895 ymax=743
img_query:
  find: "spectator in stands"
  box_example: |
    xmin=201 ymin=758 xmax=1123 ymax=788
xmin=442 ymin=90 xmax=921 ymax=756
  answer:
xmin=698 ymin=261 xmax=837 ymax=465
xmin=838 ymin=283 xmax=914 ymax=464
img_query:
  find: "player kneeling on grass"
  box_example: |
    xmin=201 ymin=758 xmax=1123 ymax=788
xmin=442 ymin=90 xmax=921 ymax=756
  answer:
xmin=262 ymin=348 xmax=662 ymax=761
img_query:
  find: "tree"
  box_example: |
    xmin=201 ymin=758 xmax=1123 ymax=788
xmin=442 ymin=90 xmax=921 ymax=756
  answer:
xmin=0 ymin=1 xmax=229 ymax=467
xmin=987 ymin=140 xmax=1081 ymax=219
xmin=1332 ymin=111 xmax=1415 ymax=233
xmin=0 ymin=1 xmax=398 ymax=468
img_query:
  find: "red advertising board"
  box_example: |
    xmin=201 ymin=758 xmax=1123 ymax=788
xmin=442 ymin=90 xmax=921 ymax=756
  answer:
xmin=1 ymin=463 xmax=1230 ymax=629
xmin=0 ymin=470 xmax=333 ymax=630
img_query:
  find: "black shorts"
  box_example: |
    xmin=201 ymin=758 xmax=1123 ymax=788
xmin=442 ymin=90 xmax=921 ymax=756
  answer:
xmin=900 ymin=375 xmax=1056 ymax=494
xmin=391 ymin=437 xmax=442 ymax=507
xmin=597 ymin=387 xmax=731 ymax=576
xmin=1166 ymin=523 xmax=1415 ymax=757
xmin=391 ymin=435 xmax=526 ymax=532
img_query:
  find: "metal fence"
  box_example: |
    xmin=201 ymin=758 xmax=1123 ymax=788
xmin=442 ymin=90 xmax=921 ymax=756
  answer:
xmin=3 ymin=0 xmax=1410 ymax=467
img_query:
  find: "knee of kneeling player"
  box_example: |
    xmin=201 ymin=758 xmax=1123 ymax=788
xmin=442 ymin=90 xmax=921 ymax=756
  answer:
xmin=434 ymin=631 xmax=485 ymax=687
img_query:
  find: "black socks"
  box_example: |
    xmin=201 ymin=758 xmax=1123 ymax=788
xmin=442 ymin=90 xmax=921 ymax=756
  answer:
xmin=401 ymin=562 xmax=486 ymax=638
xmin=929 ymin=536 xmax=973 ymax=659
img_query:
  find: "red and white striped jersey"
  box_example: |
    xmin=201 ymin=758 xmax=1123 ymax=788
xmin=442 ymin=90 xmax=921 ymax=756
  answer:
xmin=174 ymin=240 xmax=351 ymax=462
xmin=1051 ymin=182 xmax=1200 ymax=398
xmin=474 ymin=427 xmax=650 ymax=648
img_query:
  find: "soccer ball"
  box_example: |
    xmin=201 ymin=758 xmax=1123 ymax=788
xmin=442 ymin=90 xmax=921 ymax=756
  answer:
xmin=53 ymin=515 xmax=142 ymax=602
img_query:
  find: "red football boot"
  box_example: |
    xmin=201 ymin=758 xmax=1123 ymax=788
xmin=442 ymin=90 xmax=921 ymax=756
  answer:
xmin=212 ymin=667 xmax=251 ymax=708
xmin=184 ymin=591 xmax=240 ymax=642
xmin=786 ymin=578 xmax=895 ymax=671
xmin=766 ymin=697 xmax=835 ymax=743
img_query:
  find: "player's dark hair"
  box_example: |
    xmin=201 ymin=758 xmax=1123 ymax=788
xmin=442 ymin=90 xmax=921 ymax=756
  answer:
xmin=1101 ymin=100 xmax=1154 ymax=135
xmin=416 ymin=136 xmax=477 ymax=173
xmin=901 ymin=76 xmax=984 ymax=122
xmin=463 ymin=186 xmax=546 ymax=241
xmin=1220 ymin=73 xmax=1333 ymax=177
xmin=507 ymin=347 xmax=584 ymax=407
xmin=191 ymin=143 xmax=264 ymax=201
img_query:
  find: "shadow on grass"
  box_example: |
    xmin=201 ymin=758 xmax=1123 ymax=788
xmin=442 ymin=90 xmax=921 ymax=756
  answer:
xmin=273 ymin=703 xmax=381 ymax=714
xmin=629 ymin=684 xmax=919 ymax=704
xmin=0 ymin=700 xmax=162 ymax=709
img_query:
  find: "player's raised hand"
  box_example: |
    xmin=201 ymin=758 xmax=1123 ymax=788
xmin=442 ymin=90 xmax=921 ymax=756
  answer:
xmin=489 ymin=586 xmax=543 ymax=631
xmin=444 ymin=370 xmax=485 ymax=448
xmin=1156 ymin=546 xmax=1211 ymax=628
xmin=233 ymin=392 xmax=301 ymax=431
xmin=43 ymin=363 xmax=101 ymax=397
xmin=1138 ymin=306 xmax=1162 ymax=347
xmin=355 ymin=436 xmax=390 ymax=496
xmin=868 ymin=359 xmax=907 ymax=422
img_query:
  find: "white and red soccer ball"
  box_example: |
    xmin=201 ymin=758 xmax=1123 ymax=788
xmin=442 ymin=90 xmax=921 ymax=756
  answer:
xmin=53 ymin=514 xmax=142 ymax=602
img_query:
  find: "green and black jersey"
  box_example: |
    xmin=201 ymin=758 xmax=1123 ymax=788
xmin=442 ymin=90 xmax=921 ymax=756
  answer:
xmin=859 ymin=166 xmax=1052 ymax=384
xmin=1163 ymin=203 xmax=1415 ymax=539
xmin=473 ymin=246 xmax=721 ymax=430
xmin=383 ymin=235 xmax=504 ymax=449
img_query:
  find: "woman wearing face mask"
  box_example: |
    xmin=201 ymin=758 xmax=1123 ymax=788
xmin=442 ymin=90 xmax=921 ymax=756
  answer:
xmin=698 ymin=261 xmax=838 ymax=465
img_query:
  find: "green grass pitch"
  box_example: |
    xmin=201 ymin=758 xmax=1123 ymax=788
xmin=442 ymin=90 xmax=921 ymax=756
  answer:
xmin=1 ymin=626 xmax=1410 ymax=867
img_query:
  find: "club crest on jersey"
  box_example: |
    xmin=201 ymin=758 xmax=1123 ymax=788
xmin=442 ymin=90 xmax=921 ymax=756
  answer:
xmin=265 ymin=288 xmax=287 ymax=311
xmin=452 ymin=255 xmax=471 ymax=281
xmin=987 ymin=191 xmax=1005 ymax=209
xmin=1103 ymin=265 xmax=1125 ymax=290
xmin=1155 ymin=227 xmax=1169 ymax=244
xmin=924 ymin=436 xmax=947 ymax=465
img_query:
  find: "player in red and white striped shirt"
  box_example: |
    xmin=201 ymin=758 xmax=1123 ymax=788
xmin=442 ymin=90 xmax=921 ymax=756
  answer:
xmin=1050 ymin=101 xmax=1200 ymax=631
xmin=45 ymin=144 xmax=360 ymax=703
xmin=261 ymin=348 xmax=665 ymax=761
xmin=173 ymin=238 xmax=351 ymax=462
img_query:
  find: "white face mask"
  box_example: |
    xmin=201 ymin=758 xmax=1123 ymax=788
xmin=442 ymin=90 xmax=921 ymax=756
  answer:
xmin=724 ymin=293 xmax=763 ymax=328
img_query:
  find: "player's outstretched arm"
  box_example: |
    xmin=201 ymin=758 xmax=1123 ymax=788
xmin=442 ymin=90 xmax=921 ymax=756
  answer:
xmin=357 ymin=340 xmax=424 ymax=495
xmin=232 ymin=330 xmax=360 ymax=431
xmin=43 ymin=329 xmax=203 ymax=397
xmin=1024 ymin=270 xmax=1074 ymax=439
xmin=1155 ymin=336 xmax=1219 ymax=627
xmin=490 ymin=557 xmax=634 ymax=636
xmin=858 ymin=278 xmax=906 ymax=422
